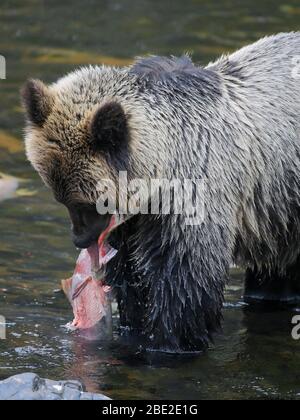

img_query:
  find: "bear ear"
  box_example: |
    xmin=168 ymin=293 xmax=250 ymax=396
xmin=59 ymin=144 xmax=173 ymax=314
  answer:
xmin=21 ymin=79 xmax=54 ymax=126
xmin=90 ymin=101 xmax=129 ymax=154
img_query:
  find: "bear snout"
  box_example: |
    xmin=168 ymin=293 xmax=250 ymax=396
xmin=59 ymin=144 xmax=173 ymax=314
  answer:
xmin=67 ymin=203 xmax=111 ymax=249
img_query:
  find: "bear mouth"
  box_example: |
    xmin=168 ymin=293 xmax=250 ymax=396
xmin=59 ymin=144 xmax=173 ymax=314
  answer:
xmin=70 ymin=203 xmax=130 ymax=250
xmin=87 ymin=215 xmax=121 ymax=274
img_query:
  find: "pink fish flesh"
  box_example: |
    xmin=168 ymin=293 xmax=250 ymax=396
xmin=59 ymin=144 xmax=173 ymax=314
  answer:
xmin=62 ymin=216 xmax=118 ymax=331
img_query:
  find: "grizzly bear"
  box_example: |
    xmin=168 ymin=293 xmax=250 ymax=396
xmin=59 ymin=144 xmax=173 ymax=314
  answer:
xmin=22 ymin=32 xmax=300 ymax=352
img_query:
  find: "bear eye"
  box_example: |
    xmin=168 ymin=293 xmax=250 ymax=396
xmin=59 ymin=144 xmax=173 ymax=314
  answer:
xmin=48 ymin=138 xmax=61 ymax=147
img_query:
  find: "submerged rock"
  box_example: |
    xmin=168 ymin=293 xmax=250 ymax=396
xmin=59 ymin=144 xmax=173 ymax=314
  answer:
xmin=0 ymin=373 xmax=110 ymax=400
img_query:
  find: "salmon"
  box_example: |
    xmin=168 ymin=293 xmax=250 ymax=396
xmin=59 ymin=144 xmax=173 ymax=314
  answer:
xmin=62 ymin=216 xmax=119 ymax=333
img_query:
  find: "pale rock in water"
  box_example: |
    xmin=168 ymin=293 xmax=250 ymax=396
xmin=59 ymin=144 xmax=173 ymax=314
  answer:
xmin=0 ymin=173 xmax=18 ymax=202
xmin=0 ymin=373 xmax=110 ymax=400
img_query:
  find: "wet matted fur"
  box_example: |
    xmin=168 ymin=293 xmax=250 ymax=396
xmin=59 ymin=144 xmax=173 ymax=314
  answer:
xmin=22 ymin=33 xmax=300 ymax=351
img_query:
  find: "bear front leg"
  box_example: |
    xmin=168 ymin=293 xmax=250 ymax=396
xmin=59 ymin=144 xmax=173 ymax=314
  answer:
xmin=144 ymin=272 xmax=225 ymax=352
xmin=115 ymin=280 xmax=145 ymax=332
xmin=245 ymin=258 xmax=300 ymax=303
xmin=135 ymin=215 xmax=233 ymax=352
xmin=106 ymin=231 xmax=145 ymax=332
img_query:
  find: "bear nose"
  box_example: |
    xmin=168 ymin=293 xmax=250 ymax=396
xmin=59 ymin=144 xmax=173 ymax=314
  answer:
xmin=72 ymin=233 xmax=96 ymax=249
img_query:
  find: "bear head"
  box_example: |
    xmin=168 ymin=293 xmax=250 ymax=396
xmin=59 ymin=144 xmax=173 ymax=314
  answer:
xmin=21 ymin=68 xmax=158 ymax=249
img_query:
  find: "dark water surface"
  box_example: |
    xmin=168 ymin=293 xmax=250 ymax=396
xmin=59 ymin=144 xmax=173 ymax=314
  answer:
xmin=0 ymin=0 xmax=300 ymax=400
